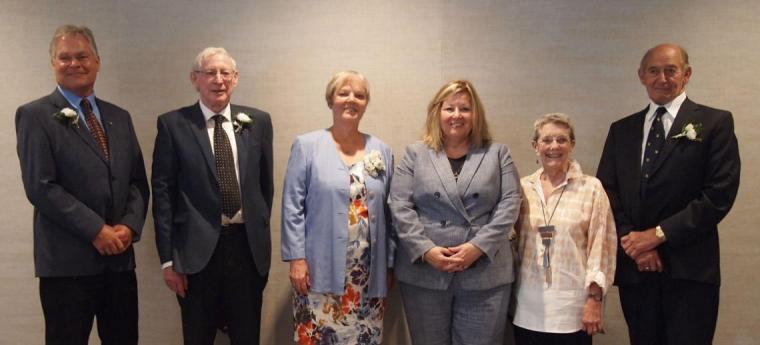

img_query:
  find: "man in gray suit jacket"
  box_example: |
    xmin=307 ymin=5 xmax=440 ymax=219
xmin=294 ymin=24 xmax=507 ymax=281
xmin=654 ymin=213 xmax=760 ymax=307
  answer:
xmin=16 ymin=25 xmax=149 ymax=345
xmin=152 ymin=47 xmax=273 ymax=345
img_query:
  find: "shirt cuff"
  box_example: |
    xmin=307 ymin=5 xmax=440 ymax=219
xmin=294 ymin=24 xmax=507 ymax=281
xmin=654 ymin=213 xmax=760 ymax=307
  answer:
xmin=161 ymin=261 xmax=173 ymax=270
xmin=585 ymin=270 xmax=608 ymax=294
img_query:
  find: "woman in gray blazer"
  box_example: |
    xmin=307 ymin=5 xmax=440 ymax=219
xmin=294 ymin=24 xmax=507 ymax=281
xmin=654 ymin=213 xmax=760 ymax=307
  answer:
xmin=281 ymin=71 xmax=394 ymax=344
xmin=390 ymin=80 xmax=521 ymax=345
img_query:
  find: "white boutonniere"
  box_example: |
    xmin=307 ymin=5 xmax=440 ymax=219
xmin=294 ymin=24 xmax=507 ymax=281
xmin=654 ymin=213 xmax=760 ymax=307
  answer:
xmin=233 ymin=112 xmax=253 ymax=133
xmin=671 ymin=122 xmax=702 ymax=142
xmin=53 ymin=107 xmax=79 ymax=128
xmin=363 ymin=150 xmax=386 ymax=177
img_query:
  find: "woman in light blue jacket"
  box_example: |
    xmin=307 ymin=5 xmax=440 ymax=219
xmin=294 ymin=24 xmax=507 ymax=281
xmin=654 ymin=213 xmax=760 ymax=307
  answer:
xmin=281 ymin=70 xmax=394 ymax=344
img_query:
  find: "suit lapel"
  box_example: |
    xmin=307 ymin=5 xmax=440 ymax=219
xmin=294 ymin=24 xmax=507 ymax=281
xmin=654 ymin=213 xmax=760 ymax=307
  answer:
xmin=49 ymin=90 xmax=109 ymax=164
xmin=649 ymin=98 xmax=698 ymax=177
xmin=231 ymin=106 xmax=248 ymax=187
xmin=456 ymin=146 xmax=486 ymax=198
xmin=427 ymin=148 xmax=470 ymax=220
xmin=624 ymin=108 xmax=647 ymax=223
xmin=187 ymin=103 xmax=218 ymax=182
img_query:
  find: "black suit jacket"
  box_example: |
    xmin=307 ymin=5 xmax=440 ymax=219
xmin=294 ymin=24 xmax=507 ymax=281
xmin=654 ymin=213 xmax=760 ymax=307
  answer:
xmin=16 ymin=89 xmax=149 ymax=277
xmin=597 ymin=98 xmax=740 ymax=285
xmin=152 ymin=103 xmax=273 ymax=276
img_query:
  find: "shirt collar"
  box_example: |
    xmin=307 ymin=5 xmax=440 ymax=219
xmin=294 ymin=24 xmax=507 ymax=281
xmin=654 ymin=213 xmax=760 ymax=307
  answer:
xmin=526 ymin=160 xmax=583 ymax=186
xmin=57 ymin=85 xmax=96 ymax=111
xmin=646 ymin=91 xmax=687 ymax=122
xmin=199 ymin=100 xmax=231 ymax=122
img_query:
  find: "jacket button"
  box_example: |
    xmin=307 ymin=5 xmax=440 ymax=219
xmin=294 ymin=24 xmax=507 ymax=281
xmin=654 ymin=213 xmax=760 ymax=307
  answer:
xmin=440 ymin=220 xmax=446 ymax=226
xmin=473 ymin=193 xmax=479 ymax=199
xmin=434 ymin=192 xmax=441 ymax=198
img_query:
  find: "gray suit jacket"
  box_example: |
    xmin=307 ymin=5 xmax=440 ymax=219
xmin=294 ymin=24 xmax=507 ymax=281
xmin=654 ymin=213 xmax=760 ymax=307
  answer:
xmin=16 ymin=89 xmax=149 ymax=277
xmin=390 ymin=142 xmax=521 ymax=290
xmin=152 ymin=103 xmax=274 ymax=276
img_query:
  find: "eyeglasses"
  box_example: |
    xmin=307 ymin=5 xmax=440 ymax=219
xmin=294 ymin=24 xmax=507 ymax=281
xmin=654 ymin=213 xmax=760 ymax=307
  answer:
xmin=537 ymin=136 xmax=573 ymax=146
xmin=194 ymin=69 xmax=236 ymax=81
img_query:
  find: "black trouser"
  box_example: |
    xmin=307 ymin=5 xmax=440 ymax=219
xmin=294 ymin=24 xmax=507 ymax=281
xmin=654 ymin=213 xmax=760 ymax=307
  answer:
xmin=39 ymin=269 xmax=138 ymax=345
xmin=513 ymin=325 xmax=592 ymax=345
xmin=179 ymin=225 xmax=268 ymax=345
xmin=618 ymin=273 xmax=719 ymax=345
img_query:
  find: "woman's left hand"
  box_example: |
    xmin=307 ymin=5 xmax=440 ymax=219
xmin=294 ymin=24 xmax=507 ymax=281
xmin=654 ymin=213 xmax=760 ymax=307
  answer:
xmin=447 ymin=243 xmax=484 ymax=271
xmin=582 ymin=298 xmax=604 ymax=335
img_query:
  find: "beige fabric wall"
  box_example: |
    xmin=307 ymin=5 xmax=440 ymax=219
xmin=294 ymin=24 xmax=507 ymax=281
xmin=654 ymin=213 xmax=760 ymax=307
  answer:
xmin=1 ymin=1 xmax=757 ymax=344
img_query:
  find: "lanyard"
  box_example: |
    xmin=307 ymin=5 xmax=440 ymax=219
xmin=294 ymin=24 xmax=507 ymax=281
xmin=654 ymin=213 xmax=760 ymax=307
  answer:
xmin=539 ymin=184 xmax=567 ymax=226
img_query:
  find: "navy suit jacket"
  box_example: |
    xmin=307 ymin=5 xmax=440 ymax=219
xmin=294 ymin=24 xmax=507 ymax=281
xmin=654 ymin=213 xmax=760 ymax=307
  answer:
xmin=16 ymin=89 xmax=149 ymax=277
xmin=152 ymin=103 xmax=273 ymax=276
xmin=597 ymin=98 xmax=740 ymax=286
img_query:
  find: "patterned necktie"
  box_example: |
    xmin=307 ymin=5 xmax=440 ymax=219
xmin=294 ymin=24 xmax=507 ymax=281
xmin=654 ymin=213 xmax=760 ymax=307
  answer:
xmin=80 ymin=98 xmax=110 ymax=161
xmin=213 ymin=115 xmax=242 ymax=218
xmin=641 ymin=106 xmax=667 ymax=193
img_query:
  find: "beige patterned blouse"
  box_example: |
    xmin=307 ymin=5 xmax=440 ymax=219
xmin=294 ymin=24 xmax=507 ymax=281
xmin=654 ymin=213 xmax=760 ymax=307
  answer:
xmin=513 ymin=160 xmax=617 ymax=333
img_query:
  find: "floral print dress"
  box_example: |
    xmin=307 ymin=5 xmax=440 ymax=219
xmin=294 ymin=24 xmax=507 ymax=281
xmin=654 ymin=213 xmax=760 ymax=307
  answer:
xmin=293 ymin=161 xmax=385 ymax=345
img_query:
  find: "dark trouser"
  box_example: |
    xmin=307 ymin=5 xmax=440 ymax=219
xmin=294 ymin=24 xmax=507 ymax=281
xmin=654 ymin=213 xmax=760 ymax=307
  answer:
xmin=513 ymin=325 xmax=591 ymax=345
xmin=618 ymin=273 xmax=719 ymax=345
xmin=39 ymin=269 xmax=138 ymax=345
xmin=179 ymin=225 xmax=268 ymax=345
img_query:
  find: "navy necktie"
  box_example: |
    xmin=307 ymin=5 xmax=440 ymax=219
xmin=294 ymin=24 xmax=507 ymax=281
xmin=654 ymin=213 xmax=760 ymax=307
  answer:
xmin=641 ymin=106 xmax=667 ymax=195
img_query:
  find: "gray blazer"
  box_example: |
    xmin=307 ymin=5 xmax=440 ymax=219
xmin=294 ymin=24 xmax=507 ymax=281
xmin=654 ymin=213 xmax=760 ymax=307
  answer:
xmin=16 ymin=89 xmax=149 ymax=277
xmin=390 ymin=142 xmax=521 ymax=290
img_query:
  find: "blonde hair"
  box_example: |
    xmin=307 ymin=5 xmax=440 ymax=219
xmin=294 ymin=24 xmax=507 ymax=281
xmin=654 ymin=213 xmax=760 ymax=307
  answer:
xmin=532 ymin=113 xmax=575 ymax=142
xmin=325 ymin=70 xmax=370 ymax=108
xmin=49 ymin=25 xmax=98 ymax=60
xmin=422 ymin=80 xmax=491 ymax=151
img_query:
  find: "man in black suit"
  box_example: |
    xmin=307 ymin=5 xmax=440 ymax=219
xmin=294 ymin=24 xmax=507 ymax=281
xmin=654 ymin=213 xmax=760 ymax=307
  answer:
xmin=597 ymin=43 xmax=740 ymax=345
xmin=152 ymin=47 xmax=273 ymax=345
xmin=15 ymin=25 xmax=149 ymax=345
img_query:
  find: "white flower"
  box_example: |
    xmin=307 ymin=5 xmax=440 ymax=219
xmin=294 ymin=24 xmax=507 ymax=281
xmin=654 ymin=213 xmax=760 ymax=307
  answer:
xmin=671 ymin=122 xmax=702 ymax=142
xmin=53 ymin=107 xmax=79 ymax=128
xmin=233 ymin=112 xmax=253 ymax=132
xmin=236 ymin=112 xmax=252 ymax=124
xmin=363 ymin=150 xmax=386 ymax=177
xmin=685 ymin=126 xmax=697 ymax=140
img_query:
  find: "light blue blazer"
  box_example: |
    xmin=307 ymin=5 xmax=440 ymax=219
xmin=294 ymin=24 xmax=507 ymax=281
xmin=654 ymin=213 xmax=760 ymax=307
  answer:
xmin=281 ymin=129 xmax=394 ymax=297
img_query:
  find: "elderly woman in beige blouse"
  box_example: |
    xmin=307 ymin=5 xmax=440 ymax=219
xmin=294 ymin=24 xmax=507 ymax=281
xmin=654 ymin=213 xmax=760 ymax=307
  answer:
xmin=512 ymin=113 xmax=617 ymax=345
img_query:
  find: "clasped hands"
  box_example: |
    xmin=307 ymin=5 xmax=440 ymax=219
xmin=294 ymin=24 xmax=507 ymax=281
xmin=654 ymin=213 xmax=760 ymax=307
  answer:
xmin=91 ymin=224 xmax=133 ymax=255
xmin=620 ymin=228 xmax=665 ymax=272
xmin=424 ymin=243 xmax=483 ymax=273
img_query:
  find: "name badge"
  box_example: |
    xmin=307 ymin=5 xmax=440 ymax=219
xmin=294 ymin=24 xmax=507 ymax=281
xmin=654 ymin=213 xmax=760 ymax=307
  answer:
xmin=538 ymin=225 xmax=555 ymax=269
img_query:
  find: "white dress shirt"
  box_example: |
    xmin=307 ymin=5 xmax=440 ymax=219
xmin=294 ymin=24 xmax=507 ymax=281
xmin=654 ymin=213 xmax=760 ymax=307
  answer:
xmin=640 ymin=92 xmax=687 ymax=164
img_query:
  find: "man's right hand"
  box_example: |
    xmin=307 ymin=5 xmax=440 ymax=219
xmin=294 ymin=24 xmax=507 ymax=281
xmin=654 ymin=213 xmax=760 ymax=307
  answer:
xmin=91 ymin=225 xmax=125 ymax=255
xmin=163 ymin=266 xmax=188 ymax=298
xmin=635 ymin=250 xmax=664 ymax=272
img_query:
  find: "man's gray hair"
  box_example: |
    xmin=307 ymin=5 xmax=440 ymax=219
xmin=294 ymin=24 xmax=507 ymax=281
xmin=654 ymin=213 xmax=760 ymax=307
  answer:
xmin=640 ymin=43 xmax=690 ymax=70
xmin=192 ymin=47 xmax=237 ymax=71
xmin=49 ymin=25 xmax=98 ymax=60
